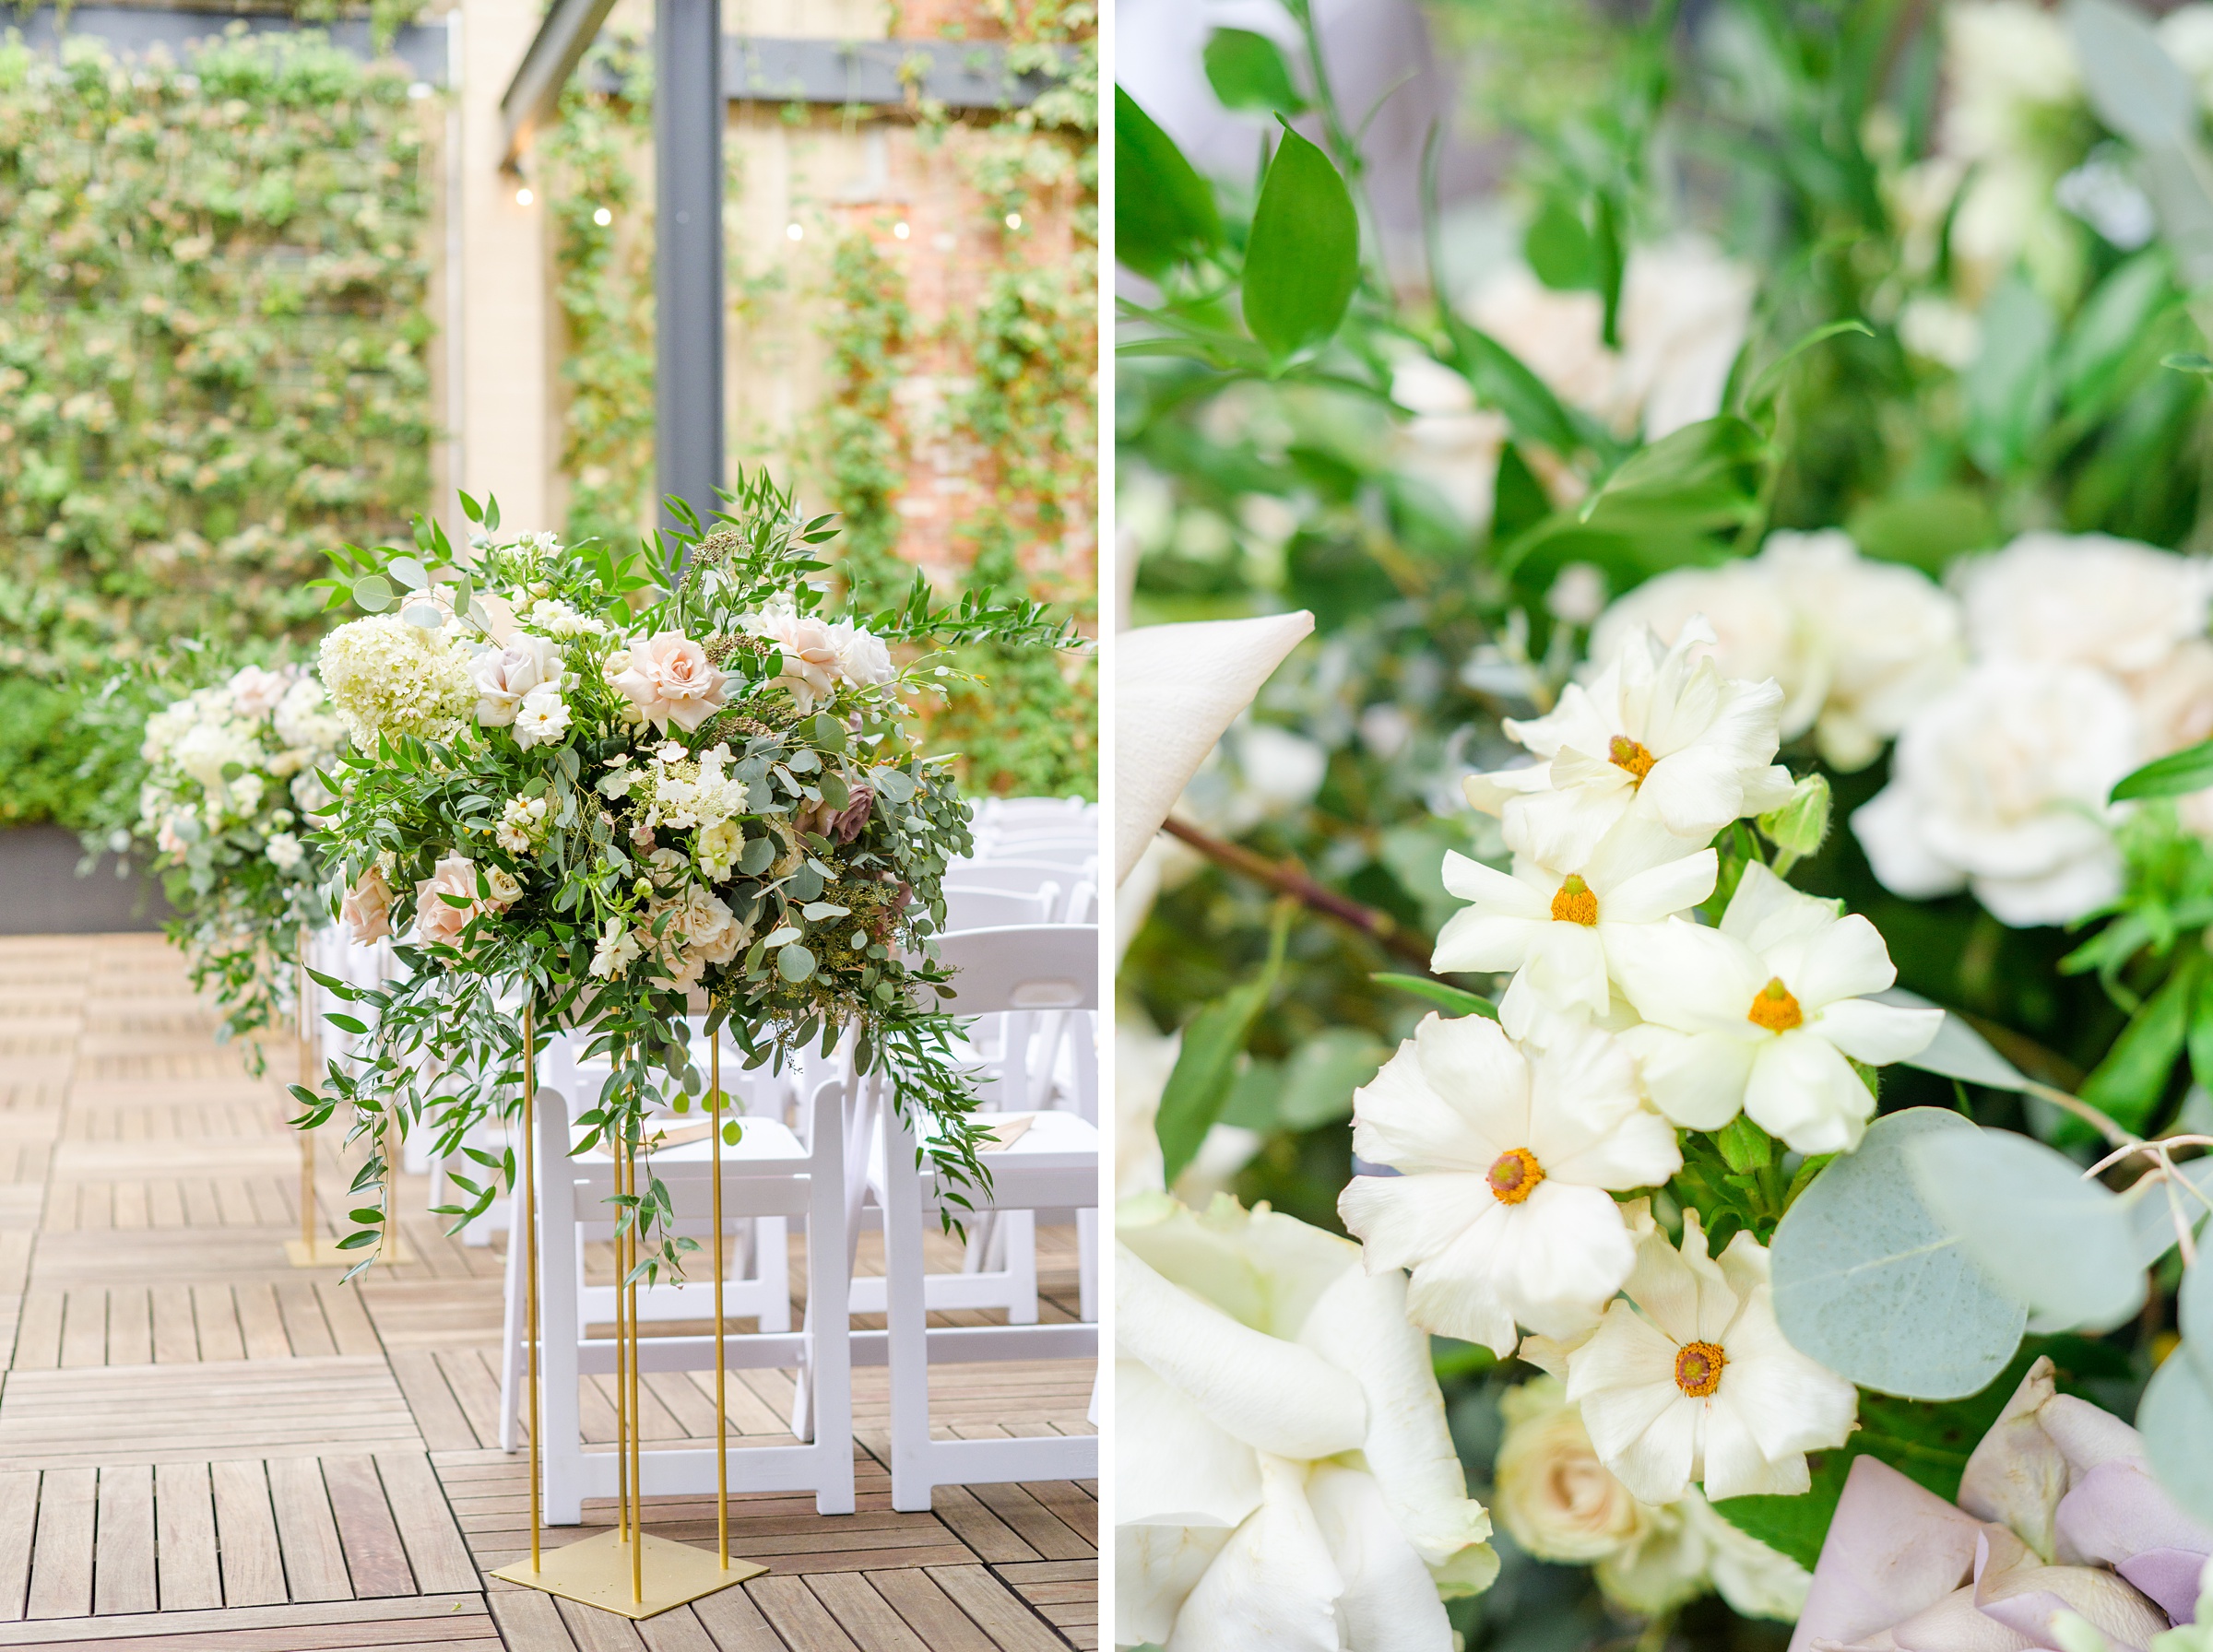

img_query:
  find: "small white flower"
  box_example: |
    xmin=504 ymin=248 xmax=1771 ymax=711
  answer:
xmin=1609 ymin=864 xmax=1943 ymax=1153
xmin=264 ymin=832 xmax=304 ymax=873
xmin=226 ymin=665 xmax=290 ymax=719
xmin=1469 ymin=620 xmax=1793 ymax=867
xmin=588 ymin=917 xmax=642 ymax=980
xmin=1339 ymin=1016 xmax=1681 ymax=1355
xmin=512 ymin=685 xmax=573 ymax=749
xmin=1432 ymin=817 xmax=1717 ymax=1040
xmin=1556 ymin=1208 xmax=1857 ymax=1504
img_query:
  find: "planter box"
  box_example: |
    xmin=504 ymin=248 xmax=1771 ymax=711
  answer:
xmin=0 ymin=827 xmax=171 ymax=936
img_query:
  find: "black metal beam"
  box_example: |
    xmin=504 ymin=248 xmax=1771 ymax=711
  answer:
xmin=719 ymin=37 xmax=1069 ymax=109
xmin=498 ymin=0 xmax=621 ymax=170
xmin=18 ymin=4 xmax=448 ymax=82
xmin=654 ymin=0 xmax=724 ymax=536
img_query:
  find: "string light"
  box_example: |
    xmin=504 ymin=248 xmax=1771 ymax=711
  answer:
xmin=515 ymin=186 xmax=534 ymax=206
xmin=593 ymin=206 xmax=612 ymax=227
xmin=893 ymin=221 xmax=910 ymax=240
xmin=786 ymin=222 xmax=803 ymax=242
xmin=1004 ymin=212 xmax=1022 ymax=230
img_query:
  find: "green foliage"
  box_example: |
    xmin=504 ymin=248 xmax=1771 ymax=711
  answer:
xmin=1241 ymin=124 xmax=1359 ymax=363
xmin=817 ymin=230 xmax=914 ymax=609
xmin=1157 ymin=902 xmax=1291 ymax=1185
xmin=0 ymin=676 xmax=101 ymax=827
xmin=0 ymin=28 xmax=432 ymax=823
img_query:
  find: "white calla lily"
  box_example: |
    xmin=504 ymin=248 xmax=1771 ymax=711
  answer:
xmin=1118 ymin=1194 xmax=1497 ymax=1651
xmin=1609 ymin=863 xmax=1942 ymax=1153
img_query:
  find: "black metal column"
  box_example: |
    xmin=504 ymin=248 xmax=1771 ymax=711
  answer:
xmin=654 ymin=0 xmax=723 ymax=535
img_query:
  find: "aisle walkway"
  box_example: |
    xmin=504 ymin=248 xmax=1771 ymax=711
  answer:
xmin=0 ymin=935 xmax=1096 ymax=1650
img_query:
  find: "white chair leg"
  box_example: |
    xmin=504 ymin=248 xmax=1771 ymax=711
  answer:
xmin=806 ymin=1077 xmax=855 ymax=1514
xmin=881 ymin=1103 xmax=936 ymax=1514
xmin=755 ymin=1217 xmax=791 ymax=1334
xmin=496 ymin=1177 xmax=524 ymax=1452
xmin=1002 ymin=1210 xmax=1038 ymax=1325
xmin=537 ymin=1103 xmax=586 ymax=1526
xmin=1077 ymin=1206 xmax=1097 ymax=1324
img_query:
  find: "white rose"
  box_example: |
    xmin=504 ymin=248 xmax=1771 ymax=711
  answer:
xmin=1959 ymin=533 xmax=2213 ymax=678
xmin=470 ymin=635 xmax=565 ymax=728
xmin=1853 ymin=660 xmax=2138 ymax=927
xmin=1118 ymin=1194 xmax=1497 ymax=1650
xmin=827 ymin=619 xmax=894 ymax=689
xmin=1493 ymin=1378 xmax=1648 ymax=1564
xmin=1389 ymin=357 xmax=1509 ymax=530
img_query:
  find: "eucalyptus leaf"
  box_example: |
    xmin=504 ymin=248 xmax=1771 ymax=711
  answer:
xmin=1770 ymin=1108 xmax=2026 ymax=1398
xmin=2068 ymin=0 xmax=2199 ymax=147
xmin=389 ymin=556 xmax=429 ymax=591
xmin=1242 ymin=122 xmax=1358 ymax=364
xmin=1907 ymin=1127 xmax=2148 ymax=1333
xmin=2137 ymin=1344 xmax=2213 ymax=1525
xmin=352 ymin=574 xmax=394 ymax=613
xmin=1875 ymin=989 xmax=2029 ymax=1091
xmin=401 ymin=601 xmax=444 ymax=630
xmin=776 ymin=945 xmax=815 ymax=983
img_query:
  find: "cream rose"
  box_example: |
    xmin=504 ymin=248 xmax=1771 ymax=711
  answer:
xmin=341 ymin=865 xmax=394 ymax=944
xmin=742 ymin=609 xmax=840 ymax=714
xmin=1959 ymin=533 xmax=2213 ymax=678
xmin=413 ymin=855 xmax=483 ymax=949
xmin=828 ymin=619 xmax=894 ymax=690
xmin=612 ymin=631 xmax=728 ymax=733
xmin=469 ymin=635 xmax=564 ymax=728
xmin=1494 ymin=1378 xmax=1646 ymax=1564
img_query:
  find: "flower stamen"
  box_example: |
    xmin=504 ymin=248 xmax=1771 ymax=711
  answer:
xmin=1674 ymin=1339 xmax=1726 ymax=1398
xmin=1747 ymin=976 xmax=1804 ymax=1033
xmin=1487 ymin=1148 xmax=1544 ymax=1205
xmin=1609 ymin=735 xmax=1658 ymax=784
xmin=1550 ymin=874 xmax=1599 ymax=926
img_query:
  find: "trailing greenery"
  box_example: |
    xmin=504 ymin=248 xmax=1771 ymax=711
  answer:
xmin=817 ymin=230 xmax=915 ymax=609
xmin=0 ymin=27 xmax=434 ymax=824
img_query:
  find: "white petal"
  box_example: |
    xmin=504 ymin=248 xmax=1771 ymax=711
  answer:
xmin=1744 ymin=1032 xmax=1876 ymax=1155
xmin=1530 ymin=1032 xmax=1685 ymax=1188
xmin=1120 ymin=1522 xmax=1234 ymax=1648
xmin=1414 ymin=1013 xmax=1533 ymax=1150
xmin=1639 ymin=746 xmax=1766 ymax=841
xmin=1700 ymin=1395 xmax=1810 ymax=1501
xmin=1598 ymin=848 xmax=1720 ymax=925
xmin=1715 ymin=1287 xmax=1858 ymax=1461
xmin=1402 ymin=1224 xmax=1527 ymax=1356
xmin=1166 ymin=1456 xmax=1343 ymax=1652
xmin=1118 ymin=1357 xmax=1264 ymax=1528
xmin=1566 ymin=1306 xmax=1698 ymax=1504
xmin=1520 ymin=921 xmax=1612 ymax=1018
xmin=1607 ymin=917 xmax=1764 ymax=1033
xmin=1117 ymin=1245 xmax=1368 ymax=1461
xmin=1814 ymin=997 xmax=1944 ymax=1067
xmin=1491 ymin=1183 xmax=1640 ymax=1334
xmin=1619 ymin=1023 xmax=1757 ymax=1132
xmin=1306 ymin=1465 xmax=1458 ymax=1652
xmin=1431 ymin=910 xmax=1540 ymax=976
xmin=1720 ymin=862 xmax=1836 ymax=952
xmin=1852 ymin=784 xmax=1970 ymax=902
xmin=1299 ymin=1266 xmax=1497 ymax=1575
xmin=1117 ymin=613 xmax=1314 ymax=887
xmin=1769 ymin=912 xmax=1898 ymax=1009
xmin=1338 ymin=1174 xmax=1496 ymax=1274
xmin=1350 ymin=1038 xmax=1507 ymax=1174
xmin=1617 ymin=1217 xmax=1708 ymax=1347
xmin=1439 ymin=851 xmax=1546 ymax=913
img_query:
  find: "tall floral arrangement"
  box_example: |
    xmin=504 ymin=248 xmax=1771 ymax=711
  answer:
xmin=86 ymin=657 xmax=349 ymax=1063
xmin=303 ymin=473 xmax=1076 ymax=1270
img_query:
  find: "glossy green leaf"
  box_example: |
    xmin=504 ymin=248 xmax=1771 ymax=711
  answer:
xmin=1202 ymin=28 xmax=1307 ymax=114
xmin=1963 ymin=275 xmax=2056 ymax=476
xmin=1371 ymin=973 xmax=1501 ymax=1021
xmin=1908 ymin=1127 xmax=2148 ymax=1333
xmin=1241 ymin=123 xmax=1359 ymax=363
xmin=1770 ymin=1108 xmax=2026 ymax=1398
xmin=2112 ymin=738 xmax=2213 ymax=801
xmin=1157 ymin=911 xmax=1290 ymax=1186
xmin=1524 ymin=196 xmax=1599 ymax=291
xmin=1275 ymin=1029 xmax=1389 ymax=1131
xmin=1115 ymin=86 xmax=1221 ymax=278
xmin=2076 ymin=956 xmax=2196 ymax=1139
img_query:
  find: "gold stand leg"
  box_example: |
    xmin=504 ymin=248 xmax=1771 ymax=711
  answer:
xmin=525 ymin=1006 xmax=541 ymax=1574
xmin=712 ymin=1037 xmax=728 ymax=1569
xmin=490 ymin=1021 xmax=765 ymax=1619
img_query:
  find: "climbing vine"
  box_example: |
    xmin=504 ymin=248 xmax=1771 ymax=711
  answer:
xmin=818 ymin=230 xmax=915 ymax=608
xmin=0 ymin=27 xmax=435 ymax=823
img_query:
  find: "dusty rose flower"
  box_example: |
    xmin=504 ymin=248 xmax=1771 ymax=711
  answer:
xmin=413 ymin=855 xmax=484 ymax=950
xmin=612 ymin=631 xmax=728 ymax=733
xmin=829 ymin=786 xmax=874 ymax=843
xmin=341 ymin=865 xmax=394 ymax=945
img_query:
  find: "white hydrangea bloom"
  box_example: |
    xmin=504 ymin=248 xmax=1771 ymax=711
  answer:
xmin=320 ymin=616 xmax=476 ymax=745
xmin=1339 ymin=1015 xmax=1680 ymax=1354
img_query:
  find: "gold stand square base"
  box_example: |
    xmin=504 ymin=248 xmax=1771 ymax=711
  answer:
xmin=285 ymin=1237 xmax=411 ymax=1268
xmin=491 ymin=1528 xmax=764 ymax=1619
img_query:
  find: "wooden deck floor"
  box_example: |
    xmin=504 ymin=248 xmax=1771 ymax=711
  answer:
xmin=0 ymin=936 xmax=1096 ymax=1651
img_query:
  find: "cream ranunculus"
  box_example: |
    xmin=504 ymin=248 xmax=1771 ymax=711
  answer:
xmin=1469 ymin=620 xmax=1793 ymax=867
xmin=611 ymin=631 xmax=728 ymax=734
xmin=1338 ymin=1016 xmax=1680 ymax=1354
xmin=1958 ymin=533 xmax=2213 ymax=678
xmin=340 ymin=865 xmax=394 ymax=945
xmin=413 ymin=855 xmax=483 ymax=950
xmin=469 ymin=635 xmax=564 ymax=728
xmin=1852 ymin=660 xmax=2138 ymax=927
xmin=1494 ymin=1377 xmax=1648 ymax=1564
xmin=1609 ymin=863 xmax=1942 ymax=1154
xmin=1118 ymin=1194 xmax=1497 ymax=1652
xmin=1556 ymin=1207 xmax=1857 ymax=1505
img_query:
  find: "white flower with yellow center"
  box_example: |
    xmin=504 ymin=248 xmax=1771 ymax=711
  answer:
xmin=1550 ymin=1207 xmax=1856 ymax=1505
xmin=1118 ymin=1195 xmax=1497 ymax=1652
xmin=1608 ymin=864 xmax=1942 ymax=1154
xmin=1338 ymin=1016 xmax=1680 ymax=1356
xmin=1432 ymin=816 xmax=1716 ymax=1040
xmin=1467 ymin=620 xmax=1793 ymax=868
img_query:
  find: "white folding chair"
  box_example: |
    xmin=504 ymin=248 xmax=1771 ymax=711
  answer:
xmin=971 ymin=833 xmax=1100 ymax=869
xmin=972 ymin=796 xmax=1093 ymax=832
xmin=527 ymin=1066 xmax=855 ymax=1521
xmin=941 ymin=883 xmax=1059 ymax=931
xmin=870 ymin=1081 xmax=1099 ymax=1511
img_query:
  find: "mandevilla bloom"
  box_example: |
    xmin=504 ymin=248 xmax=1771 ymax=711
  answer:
xmin=1338 ymin=1015 xmax=1680 ymax=1354
xmin=1467 ymin=619 xmax=1793 ymax=867
xmin=1118 ymin=1194 xmax=1497 ymax=1652
xmin=1432 ymin=815 xmax=1716 ymax=1040
xmin=1535 ymin=1207 xmax=1857 ymax=1504
xmin=1609 ymin=864 xmax=1942 ymax=1153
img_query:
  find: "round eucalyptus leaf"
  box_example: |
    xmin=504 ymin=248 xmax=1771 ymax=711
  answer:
xmin=1771 ymin=1107 xmax=2025 ymax=1399
xmin=1908 ymin=1127 xmax=2147 ymax=1333
xmin=777 ymin=944 xmax=815 ymax=984
xmin=2139 ymin=1344 xmax=2213 ymax=1525
xmin=389 ymin=556 xmax=430 ymax=591
xmin=401 ymin=600 xmax=444 ymax=630
xmin=352 ymin=573 xmax=393 ymax=612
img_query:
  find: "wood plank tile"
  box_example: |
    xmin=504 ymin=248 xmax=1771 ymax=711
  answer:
xmin=151 ymin=1464 xmax=219 ymax=1613
xmin=864 ymin=1571 xmax=999 ymax=1652
xmin=747 ymin=1576 xmax=861 ymax=1652
xmin=372 ymin=1455 xmax=478 ymax=1596
xmin=267 ymin=1457 xmax=352 ymax=1603
xmin=26 ymin=1469 xmax=96 ymax=1621
xmin=0 ymin=1472 xmax=41 ymax=1622
xmin=924 ymin=1565 xmax=1069 ymax=1652
xmin=90 ymin=1468 xmax=155 ymax=1616
xmin=806 ymin=1573 xmax=933 ymax=1652
xmin=321 ymin=1457 xmax=414 ymax=1599
xmin=209 ymin=1460 xmax=285 ymax=1608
